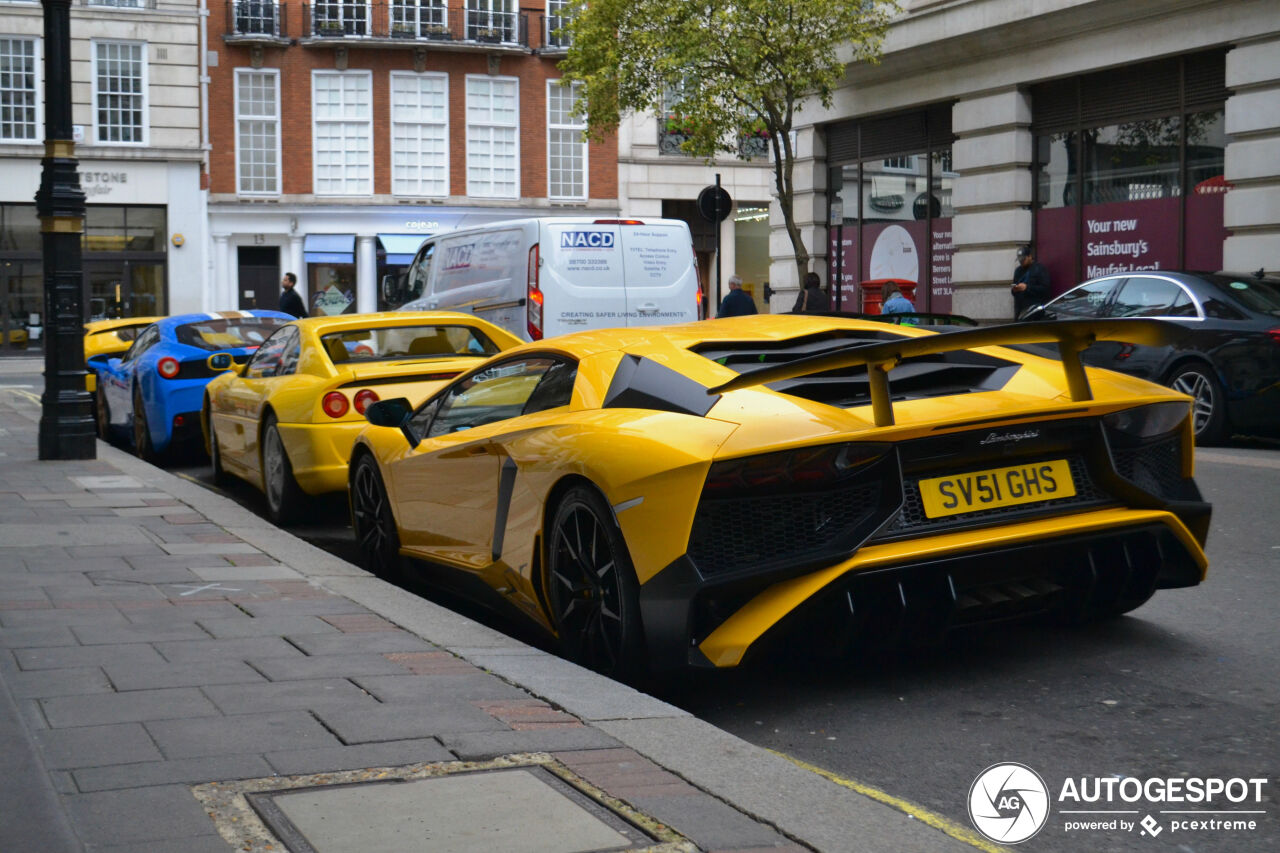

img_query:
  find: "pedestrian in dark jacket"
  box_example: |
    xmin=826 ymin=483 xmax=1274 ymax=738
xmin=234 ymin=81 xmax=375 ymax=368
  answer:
xmin=278 ymin=272 xmax=306 ymax=318
xmin=1011 ymin=246 xmax=1050 ymax=318
xmin=717 ymin=275 xmax=757 ymax=318
xmin=792 ymin=272 xmax=830 ymax=313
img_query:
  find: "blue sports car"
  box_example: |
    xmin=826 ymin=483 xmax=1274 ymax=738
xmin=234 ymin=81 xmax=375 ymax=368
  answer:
xmin=92 ymin=310 xmax=293 ymax=460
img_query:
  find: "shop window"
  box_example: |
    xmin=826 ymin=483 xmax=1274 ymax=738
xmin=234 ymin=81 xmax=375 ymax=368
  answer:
xmin=391 ymin=72 xmax=449 ymax=198
xmin=465 ymin=75 xmax=518 ymax=198
xmin=312 ymin=71 xmax=373 ymax=196
xmin=126 ymin=207 xmax=165 ymax=251
xmin=1185 ymin=109 xmax=1227 ymax=271
xmin=235 ymin=69 xmax=281 ymax=196
xmin=93 ymin=41 xmax=146 ymax=145
xmin=547 ymin=80 xmax=586 ymax=200
xmin=0 ymin=204 xmax=40 ymax=252
xmin=0 ymin=38 xmax=39 ymax=142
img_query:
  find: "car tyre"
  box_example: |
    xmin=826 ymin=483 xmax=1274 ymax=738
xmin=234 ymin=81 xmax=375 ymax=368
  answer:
xmin=132 ymin=386 xmax=159 ymax=463
xmin=349 ymin=453 xmax=405 ymax=582
xmin=95 ymin=386 xmax=111 ymax=441
xmin=1168 ymin=362 xmax=1228 ymax=446
xmin=206 ymin=410 xmax=231 ymax=488
xmin=261 ymin=413 xmax=304 ymax=525
xmin=547 ymin=484 xmax=646 ymax=681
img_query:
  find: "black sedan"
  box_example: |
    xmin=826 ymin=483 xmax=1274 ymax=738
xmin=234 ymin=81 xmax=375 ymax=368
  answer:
xmin=1021 ymin=270 xmax=1280 ymax=443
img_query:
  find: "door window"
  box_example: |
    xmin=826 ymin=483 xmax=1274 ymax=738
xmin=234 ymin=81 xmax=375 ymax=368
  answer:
xmin=122 ymin=325 xmax=159 ymax=362
xmin=422 ymin=357 xmax=574 ymax=439
xmin=1044 ymin=277 xmax=1122 ymax=318
xmin=1109 ymin=277 xmax=1196 ymax=318
xmin=406 ymin=243 xmax=434 ymax=301
xmin=246 ymin=326 xmax=298 ymax=377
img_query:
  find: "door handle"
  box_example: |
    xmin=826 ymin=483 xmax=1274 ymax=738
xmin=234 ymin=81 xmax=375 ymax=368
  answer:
xmin=467 ymin=445 xmax=489 ymax=456
xmin=636 ymin=302 xmax=660 ymax=315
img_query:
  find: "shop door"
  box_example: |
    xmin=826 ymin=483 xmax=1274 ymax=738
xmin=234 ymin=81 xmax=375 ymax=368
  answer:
xmin=1 ymin=261 xmax=42 ymax=353
xmin=84 ymin=261 xmax=166 ymax=321
xmin=237 ymin=247 xmax=279 ymax=311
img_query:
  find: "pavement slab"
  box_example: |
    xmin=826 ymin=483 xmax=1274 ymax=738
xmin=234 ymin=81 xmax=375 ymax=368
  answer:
xmin=146 ymin=711 xmax=341 ymax=759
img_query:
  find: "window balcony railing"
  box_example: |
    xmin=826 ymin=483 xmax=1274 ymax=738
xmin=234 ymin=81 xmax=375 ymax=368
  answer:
xmin=539 ymin=13 xmax=572 ymax=51
xmin=227 ymin=1 xmax=289 ymax=39
xmin=301 ymin=3 xmax=529 ymax=47
xmin=83 ymin=0 xmax=156 ymax=8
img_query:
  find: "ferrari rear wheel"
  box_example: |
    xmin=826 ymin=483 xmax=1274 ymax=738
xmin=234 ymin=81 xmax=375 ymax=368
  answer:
xmin=95 ymin=386 xmax=111 ymax=441
xmin=206 ymin=410 xmax=231 ymax=488
xmin=1168 ymin=362 xmax=1227 ymax=445
xmin=132 ymin=387 xmax=158 ymax=463
xmin=261 ymin=413 xmax=304 ymax=525
xmin=350 ymin=454 xmax=404 ymax=582
xmin=547 ymin=485 xmax=645 ymax=680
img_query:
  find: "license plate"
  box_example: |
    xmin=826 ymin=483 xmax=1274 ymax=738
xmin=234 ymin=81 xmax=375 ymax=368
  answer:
xmin=918 ymin=459 xmax=1076 ymax=519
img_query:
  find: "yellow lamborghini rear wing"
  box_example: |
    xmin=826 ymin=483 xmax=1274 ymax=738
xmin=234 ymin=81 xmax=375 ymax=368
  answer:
xmin=707 ymin=319 xmax=1188 ymax=427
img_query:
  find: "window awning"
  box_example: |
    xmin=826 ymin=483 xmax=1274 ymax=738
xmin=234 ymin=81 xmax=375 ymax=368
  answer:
xmin=378 ymin=234 xmax=428 ymax=265
xmin=304 ymin=234 xmax=355 ymax=264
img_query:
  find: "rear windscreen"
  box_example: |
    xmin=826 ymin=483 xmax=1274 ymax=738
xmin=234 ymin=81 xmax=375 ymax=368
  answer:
xmin=175 ymin=317 xmax=290 ymax=351
xmin=320 ymin=325 xmax=502 ymax=364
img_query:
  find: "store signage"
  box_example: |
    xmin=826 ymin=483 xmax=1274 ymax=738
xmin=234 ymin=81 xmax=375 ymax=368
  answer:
xmin=82 ymin=170 xmax=130 ymax=198
xmin=405 ymin=220 xmax=441 ymax=230
xmin=314 ymin=284 xmax=355 ymax=316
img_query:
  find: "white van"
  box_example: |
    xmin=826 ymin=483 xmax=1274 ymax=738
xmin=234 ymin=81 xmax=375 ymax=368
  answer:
xmin=393 ymin=217 xmax=701 ymax=340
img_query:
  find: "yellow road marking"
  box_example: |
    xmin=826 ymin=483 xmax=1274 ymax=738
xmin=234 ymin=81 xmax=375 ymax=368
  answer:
xmin=769 ymin=749 xmax=1008 ymax=853
xmin=0 ymin=387 xmax=41 ymax=404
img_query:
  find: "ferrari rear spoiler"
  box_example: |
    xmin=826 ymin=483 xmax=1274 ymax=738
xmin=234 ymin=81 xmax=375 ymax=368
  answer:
xmin=706 ymin=319 xmax=1187 ymax=427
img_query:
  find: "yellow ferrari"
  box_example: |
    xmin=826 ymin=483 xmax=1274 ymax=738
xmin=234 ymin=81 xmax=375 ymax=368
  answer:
xmin=202 ymin=312 xmax=521 ymax=524
xmin=349 ymin=314 xmax=1212 ymax=678
xmin=84 ymin=317 xmax=163 ymax=392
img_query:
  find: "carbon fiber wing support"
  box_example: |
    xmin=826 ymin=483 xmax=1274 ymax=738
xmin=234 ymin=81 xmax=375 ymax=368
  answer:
xmin=706 ymin=319 xmax=1188 ymax=427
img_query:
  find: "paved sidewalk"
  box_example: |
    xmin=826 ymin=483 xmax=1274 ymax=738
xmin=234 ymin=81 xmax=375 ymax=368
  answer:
xmin=0 ymin=388 xmax=971 ymax=852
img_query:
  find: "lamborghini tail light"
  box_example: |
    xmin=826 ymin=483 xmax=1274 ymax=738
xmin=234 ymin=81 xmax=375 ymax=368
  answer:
xmin=703 ymin=443 xmax=890 ymax=496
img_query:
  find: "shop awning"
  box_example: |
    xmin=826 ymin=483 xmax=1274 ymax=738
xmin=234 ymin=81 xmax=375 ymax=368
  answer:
xmin=378 ymin=234 xmax=428 ymax=265
xmin=304 ymin=234 xmax=355 ymax=264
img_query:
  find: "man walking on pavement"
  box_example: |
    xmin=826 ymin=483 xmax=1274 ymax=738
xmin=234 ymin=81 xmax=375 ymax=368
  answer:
xmin=717 ymin=275 xmax=757 ymax=318
xmin=1011 ymin=245 xmax=1050 ymax=319
xmin=279 ymin=272 xmax=307 ymax=318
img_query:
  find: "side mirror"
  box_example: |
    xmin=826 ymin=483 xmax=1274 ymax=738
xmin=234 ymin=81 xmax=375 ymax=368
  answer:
xmin=365 ymin=397 xmax=412 ymax=428
xmin=365 ymin=397 xmax=417 ymax=448
xmin=208 ymin=352 xmax=245 ymax=375
xmin=87 ymin=354 xmax=110 ymax=369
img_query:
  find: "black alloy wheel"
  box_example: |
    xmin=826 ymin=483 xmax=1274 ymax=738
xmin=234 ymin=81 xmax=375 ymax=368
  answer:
xmin=349 ymin=454 xmax=404 ymax=581
xmin=1168 ymin=362 xmax=1228 ymax=445
xmin=261 ymin=412 xmax=303 ymax=524
xmin=547 ymin=485 xmax=645 ymax=680
xmin=132 ymin=386 xmax=158 ymax=462
xmin=95 ymin=386 xmax=111 ymax=440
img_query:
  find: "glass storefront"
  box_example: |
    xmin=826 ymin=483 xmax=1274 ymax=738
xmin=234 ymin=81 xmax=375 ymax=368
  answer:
xmin=826 ymin=105 xmax=955 ymax=313
xmin=733 ymin=205 xmax=771 ymax=312
xmin=1032 ymin=51 xmax=1228 ymax=292
xmin=0 ymin=203 xmax=168 ymax=351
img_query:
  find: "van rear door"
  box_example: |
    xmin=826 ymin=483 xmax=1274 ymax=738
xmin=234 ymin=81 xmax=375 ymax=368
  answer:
xmin=539 ymin=221 xmax=627 ymax=337
xmin=617 ymin=222 xmax=699 ymax=326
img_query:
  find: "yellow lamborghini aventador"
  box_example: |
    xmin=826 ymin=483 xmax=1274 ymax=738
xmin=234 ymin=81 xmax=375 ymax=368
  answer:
xmin=202 ymin=311 xmax=521 ymax=524
xmin=348 ymin=315 xmax=1211 ymax=677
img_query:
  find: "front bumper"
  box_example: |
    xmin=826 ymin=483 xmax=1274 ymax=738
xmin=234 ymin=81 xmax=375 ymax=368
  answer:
xmin=276 ymin=421 xmax=366 ymax=496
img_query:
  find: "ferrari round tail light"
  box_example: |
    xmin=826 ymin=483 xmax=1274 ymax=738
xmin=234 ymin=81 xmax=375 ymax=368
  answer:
xmin=157 ymin=357 xmax=180 ymax=379
xmin=322 ymin=392 xmax=350 ymax=418
xmin=353 ymin=389 xmax=379 ymax=415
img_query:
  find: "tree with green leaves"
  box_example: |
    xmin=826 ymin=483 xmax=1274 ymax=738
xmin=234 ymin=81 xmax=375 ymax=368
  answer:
xmin=560 ymin=0 xmax=897 ymax=289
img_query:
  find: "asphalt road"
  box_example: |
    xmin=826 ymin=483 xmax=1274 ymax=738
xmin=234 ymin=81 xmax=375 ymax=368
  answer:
xmin=14 ymin=363 xmax=1276 ymax=851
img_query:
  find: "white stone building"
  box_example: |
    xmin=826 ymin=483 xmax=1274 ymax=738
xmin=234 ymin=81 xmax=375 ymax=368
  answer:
xmin=775 ymin=0 xmax=1280 ymax=319
xmin=0 ymin=0 xmax=206 ymax=348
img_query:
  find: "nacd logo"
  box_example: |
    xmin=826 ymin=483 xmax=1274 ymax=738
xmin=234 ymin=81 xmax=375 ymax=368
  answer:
xmin=968 ymin=762 xmax=1050 ymax=844
xmin=560 ymin=230 xmax=615 ymax=249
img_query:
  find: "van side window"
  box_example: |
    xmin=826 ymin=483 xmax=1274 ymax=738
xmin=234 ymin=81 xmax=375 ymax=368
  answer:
xmin=407 ymin=244 xmax=434 ymax=300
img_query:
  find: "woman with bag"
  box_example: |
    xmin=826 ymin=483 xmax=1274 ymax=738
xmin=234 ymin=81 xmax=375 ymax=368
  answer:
xmin=792 ymin=272 xmax=830 ymax=313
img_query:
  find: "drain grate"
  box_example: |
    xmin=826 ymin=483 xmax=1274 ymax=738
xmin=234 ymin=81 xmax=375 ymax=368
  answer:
xmin=192 ymin=753 xmax=694 ymax=853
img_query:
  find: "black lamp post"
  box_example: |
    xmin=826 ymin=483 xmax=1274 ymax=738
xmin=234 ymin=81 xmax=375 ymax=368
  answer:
xmin=37 ymin=0 xmax=95 ymax=460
